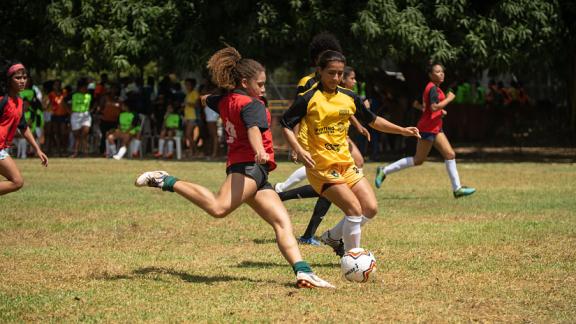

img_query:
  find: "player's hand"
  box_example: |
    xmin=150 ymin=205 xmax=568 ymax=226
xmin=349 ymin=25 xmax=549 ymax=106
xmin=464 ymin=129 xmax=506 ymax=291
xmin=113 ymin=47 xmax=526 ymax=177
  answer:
xmin=297 ymin=149 xmax=315 ymax=169
xmin=289 ymin=150 xmax=299 ymax=163
xmin=37 ymin=150 xmax=48 ymax=167
xmin=402 ymin=127 xmax=421 ymax=139
xmin=442 ymin=109 xmax=448 ymax=116
xmin=447 ymin=92 xmax=456 ymax=101
xmin=254 ymin=151 xmax=269 ymax=164
xmin=358 ymin=125 xmax=371 ymax=142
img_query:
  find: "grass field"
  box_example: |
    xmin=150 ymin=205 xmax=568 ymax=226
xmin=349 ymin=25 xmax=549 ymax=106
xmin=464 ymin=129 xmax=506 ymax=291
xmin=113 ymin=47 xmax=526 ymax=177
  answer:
xmin=1 ymin=158 xmax=575 ymax=322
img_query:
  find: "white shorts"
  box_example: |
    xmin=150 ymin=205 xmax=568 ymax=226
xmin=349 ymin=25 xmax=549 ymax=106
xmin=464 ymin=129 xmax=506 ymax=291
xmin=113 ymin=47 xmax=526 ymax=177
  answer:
xmin=205 ymin=107 xmax=219 ymax=122
xmin=71 ymin=112 xmax=92 ymax=131
xmin=0 ymin=148 xmax=10 ymax=160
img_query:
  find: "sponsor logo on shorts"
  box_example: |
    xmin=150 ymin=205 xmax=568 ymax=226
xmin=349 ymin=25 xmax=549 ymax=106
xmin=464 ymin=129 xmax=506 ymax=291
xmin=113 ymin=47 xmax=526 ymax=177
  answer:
xmin=330 ymin=170 xmax=340 ymax=178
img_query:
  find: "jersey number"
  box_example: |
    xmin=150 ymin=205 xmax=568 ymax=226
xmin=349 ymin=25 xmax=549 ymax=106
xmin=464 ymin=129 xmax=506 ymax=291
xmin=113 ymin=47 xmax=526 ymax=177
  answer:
xmin=225 ymin=120 xmax=237 ymax=144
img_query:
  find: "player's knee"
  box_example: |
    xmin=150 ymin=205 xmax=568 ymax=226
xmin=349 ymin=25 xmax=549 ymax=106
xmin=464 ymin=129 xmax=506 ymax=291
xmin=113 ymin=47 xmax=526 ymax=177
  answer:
xmin=363 ymin=204 xmax=378 ymax=218
xmin=210 ymin=207 xmax=230 ymax=219
xmin=344 ymin=203 xmax=363 ymax=216
xmin=12 ymin=178 xmax=24 ymax=191
xmin=445 ymin=151 xmax=456 ymax=160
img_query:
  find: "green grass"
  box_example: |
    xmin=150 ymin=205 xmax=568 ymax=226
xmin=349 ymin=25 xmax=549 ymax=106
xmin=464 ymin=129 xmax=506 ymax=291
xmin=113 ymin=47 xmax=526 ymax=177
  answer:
xmin=1 ymin=159 xmax=575 ymax=322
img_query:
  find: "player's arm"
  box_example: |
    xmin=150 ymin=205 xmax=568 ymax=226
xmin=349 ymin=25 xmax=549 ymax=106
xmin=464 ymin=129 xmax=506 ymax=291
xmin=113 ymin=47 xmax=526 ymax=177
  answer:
xmin=430 ymin=86 xmax=455 ymax=111
xmin=281 ymin=96 xmax=314 ymax=168
xmin=242 ymin=100 xmax=269 ymax=164
xmin=350 ymin=115 xmax=370 ymax=142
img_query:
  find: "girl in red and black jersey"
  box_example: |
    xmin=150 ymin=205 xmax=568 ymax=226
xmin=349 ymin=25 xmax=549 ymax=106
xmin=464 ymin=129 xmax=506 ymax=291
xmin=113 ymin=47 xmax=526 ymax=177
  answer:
xmin=0 ymin=61 xmax=48 ymax=195
xmin=374 ymin=63 xmax=475 ymax=198
xmin=135 ymin=47 xmax=334 ymax=289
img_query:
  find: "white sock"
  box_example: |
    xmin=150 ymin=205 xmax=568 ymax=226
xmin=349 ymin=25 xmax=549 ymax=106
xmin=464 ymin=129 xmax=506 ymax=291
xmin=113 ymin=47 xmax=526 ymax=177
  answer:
xmin=384 ymin=157 xmax=414 ymax=175
xmin=279 ymin=166 xmax=307 ymax=191
xmin=158 ymin=139 xmax=165 ymax=155
xmin=445 ymin=159 xmax=461 ymax=191
xmin=114 ymin=146 xmax=127 ymax=159
xmin=167 ymin=141 xmax=174 ymax=155
xmin=330 ymin=215 xmax=371 ymax=240
xmin=342 ymin=216 xmax=362 ymax=251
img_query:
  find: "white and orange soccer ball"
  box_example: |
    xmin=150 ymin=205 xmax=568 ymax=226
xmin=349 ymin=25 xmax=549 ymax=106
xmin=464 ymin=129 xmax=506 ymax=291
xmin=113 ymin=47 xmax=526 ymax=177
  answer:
xmin=340 ymin=248 xmax=377 ymax=282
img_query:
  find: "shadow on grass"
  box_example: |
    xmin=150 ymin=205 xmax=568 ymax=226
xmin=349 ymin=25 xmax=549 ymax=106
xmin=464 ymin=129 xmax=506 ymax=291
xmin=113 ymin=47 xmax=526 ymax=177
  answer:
xmin=236 ymin=260 xmax=338 ymax=269
xmin=95 ymin=266 xmax=275 ymax=285
xmin=253 ymin=238 xmax=277 ymax=244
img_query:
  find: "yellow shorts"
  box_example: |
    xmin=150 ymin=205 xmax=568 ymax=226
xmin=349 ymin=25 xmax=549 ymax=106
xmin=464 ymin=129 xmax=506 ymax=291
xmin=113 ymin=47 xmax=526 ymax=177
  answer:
xmin=307 ymin=163 xmax=364 ymax=194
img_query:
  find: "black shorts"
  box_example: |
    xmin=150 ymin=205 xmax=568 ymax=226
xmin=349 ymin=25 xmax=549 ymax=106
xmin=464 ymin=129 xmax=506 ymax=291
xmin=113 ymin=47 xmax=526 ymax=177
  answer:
xmin=226 ymin=162 xmax=273 ymax=191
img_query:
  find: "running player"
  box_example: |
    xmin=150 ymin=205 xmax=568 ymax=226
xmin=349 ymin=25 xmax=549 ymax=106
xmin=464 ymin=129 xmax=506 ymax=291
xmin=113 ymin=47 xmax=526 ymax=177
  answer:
xmin=374 ymin=63 xmax=476 ymax=198
xmin=0 ymin=61 xmax=48 ymax=195
xmin=135 ymin=47 xmax=334 ymax=289
xmin=281 ymin=50 xmax=420 ymax=256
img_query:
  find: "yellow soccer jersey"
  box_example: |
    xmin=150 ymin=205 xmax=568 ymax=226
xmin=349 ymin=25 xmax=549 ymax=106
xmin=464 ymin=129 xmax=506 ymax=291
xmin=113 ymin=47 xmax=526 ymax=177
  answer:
xmin=281 ymin=83 xmax=376 ymax=171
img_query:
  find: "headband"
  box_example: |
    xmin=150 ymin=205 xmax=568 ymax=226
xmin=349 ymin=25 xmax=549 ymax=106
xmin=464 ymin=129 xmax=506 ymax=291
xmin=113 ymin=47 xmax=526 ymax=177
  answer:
xmin=7 ymin=63 xmax=25 ymax=76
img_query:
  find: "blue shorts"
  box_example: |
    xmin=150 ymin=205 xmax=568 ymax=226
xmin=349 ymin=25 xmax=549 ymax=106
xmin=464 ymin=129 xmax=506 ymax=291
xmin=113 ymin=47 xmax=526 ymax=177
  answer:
xmin=420 ymin=130 xmax=443 ymax=142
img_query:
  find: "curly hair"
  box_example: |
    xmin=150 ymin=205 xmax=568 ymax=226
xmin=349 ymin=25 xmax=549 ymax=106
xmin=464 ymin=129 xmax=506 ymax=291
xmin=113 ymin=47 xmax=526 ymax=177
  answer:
xmin=206 ymin=47 xmax=265 ymax=90
xmin=309 ymin=32 xmax=342 ymax=66
xmin=0 ymin=59 xmax=26 ymax=94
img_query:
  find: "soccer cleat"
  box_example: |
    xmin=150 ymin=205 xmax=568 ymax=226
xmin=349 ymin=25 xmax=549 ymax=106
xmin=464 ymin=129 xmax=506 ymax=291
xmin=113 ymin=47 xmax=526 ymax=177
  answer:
xmin=298 ymin=236 xmax=321 ymax=246
xmin=320 ymin=230 xmax=345 ymax=257
xmin=374 ymin=166 xmax=387 ymax=189
xmin=296 ymin=271 xmax=335 ymax=289
xmin=274 ymin=182 xmax=284 ymax=193
xmin=135 ymin=171 xmax=169 ymax=188
xmin=453 ymin=186 xmax=476 ymax=198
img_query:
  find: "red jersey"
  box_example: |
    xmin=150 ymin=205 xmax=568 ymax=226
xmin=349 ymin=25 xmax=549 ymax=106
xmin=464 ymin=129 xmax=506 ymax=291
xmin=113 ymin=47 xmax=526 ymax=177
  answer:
xmin=417 ymin=82 xmax=445 ymax=133
xmin=0 ymin=96 xmax=28 ymax=150
xmin=208 ymin=90 xmax=276 ymax=171
xmin=48 ymin=91 xmax=68 ymax=116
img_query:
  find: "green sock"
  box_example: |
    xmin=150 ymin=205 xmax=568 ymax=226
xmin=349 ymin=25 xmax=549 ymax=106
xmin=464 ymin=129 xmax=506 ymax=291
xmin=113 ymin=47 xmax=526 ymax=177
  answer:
xmin=162 ymin=176 xmax=179 ymax=192
xmin=292 ymin=261 xmax=313 ymax=274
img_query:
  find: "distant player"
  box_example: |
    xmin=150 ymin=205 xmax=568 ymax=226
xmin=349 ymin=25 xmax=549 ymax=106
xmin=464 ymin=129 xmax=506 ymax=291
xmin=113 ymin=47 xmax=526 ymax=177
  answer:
xmin=281 ymin=50 xmax=420 ymax=256
xmin=375 ymin=63 xmax=476 ymax=198
xmin=135 ymin=47 xmax=334 ymax=289
xmin=0 ymin=61 xmax=48 ymax=195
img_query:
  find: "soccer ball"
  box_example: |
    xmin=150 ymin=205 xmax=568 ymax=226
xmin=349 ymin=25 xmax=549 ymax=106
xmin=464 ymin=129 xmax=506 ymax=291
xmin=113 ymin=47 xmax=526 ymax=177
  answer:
xmin=340 ymin=248 xmax=377 ymax=282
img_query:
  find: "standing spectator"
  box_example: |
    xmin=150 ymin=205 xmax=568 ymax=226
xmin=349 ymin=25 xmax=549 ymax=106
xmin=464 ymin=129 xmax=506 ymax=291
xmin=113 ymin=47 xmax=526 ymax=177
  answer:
xmin=97 ymin=83 xmax=122 ymax=155
xmin=69 ymin=78 xmax=92 ymax=157
xmin=47 ymin=80 xmax=69 ymax=156
xmin=183 ymin=78 xmax=200 ymax=157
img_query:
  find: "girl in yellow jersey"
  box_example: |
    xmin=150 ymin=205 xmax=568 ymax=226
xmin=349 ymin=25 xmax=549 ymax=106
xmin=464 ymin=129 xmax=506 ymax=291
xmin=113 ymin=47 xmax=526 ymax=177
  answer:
xmin=281 ymin=50 xmax=420 ymax=254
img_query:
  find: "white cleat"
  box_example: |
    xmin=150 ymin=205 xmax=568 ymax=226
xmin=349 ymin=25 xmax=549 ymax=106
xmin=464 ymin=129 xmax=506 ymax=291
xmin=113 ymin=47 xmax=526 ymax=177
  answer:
xmin=296 ymin=271 xmax=335 ymax=289
xmin=134 ymin=170 xmax=169 ymax=188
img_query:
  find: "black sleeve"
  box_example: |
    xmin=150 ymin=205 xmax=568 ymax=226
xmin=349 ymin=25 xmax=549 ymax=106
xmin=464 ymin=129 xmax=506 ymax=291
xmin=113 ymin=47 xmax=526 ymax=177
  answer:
xmin=280 ymin=95 xmax=308 ymax=129
xmin=353 ymin=95 xmax=377 ymax=126
xmin=17 ymin=112 xmax=28 ymax=130
xmin=132 ymin=113 xmax=141 ymax=128
xmin=429 ymin=86 xmax=439 ymax=104
xmin=205 ymin=95 xmax=222 ymax=114
xmin=241 ymin=100 xmax=268 ymax=130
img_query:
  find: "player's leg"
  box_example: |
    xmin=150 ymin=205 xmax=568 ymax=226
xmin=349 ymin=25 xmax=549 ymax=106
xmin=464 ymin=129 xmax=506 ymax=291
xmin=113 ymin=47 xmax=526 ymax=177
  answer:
xmin=274 ymin=166 xmax=306 ymax=193
xmin=321 ymin=183 xmax=364 ymax=252
xmin=0 ymin=153 xmax=24 ymax=195
xmin=434 ymin=132 xmax=475 ymax=197
xmin=277 ymin=184 xmax=319 ymax=201
xmin=375 ymin=137 xmax=433 ymax=188
xmin=299 ymin=197 xmax=331 ymax=245
xmin=246 ymin=189 xmax=334 ymax=288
